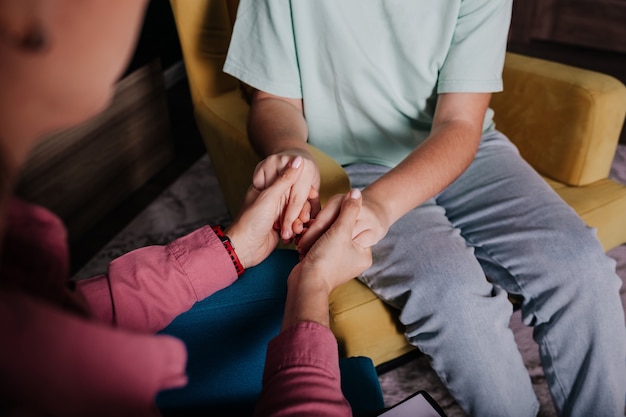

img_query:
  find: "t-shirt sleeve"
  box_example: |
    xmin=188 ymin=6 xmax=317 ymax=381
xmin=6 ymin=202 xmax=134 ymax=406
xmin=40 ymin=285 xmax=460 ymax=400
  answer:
xmin=223 ymin=0 xmax=303 ymax=98
xmin=438 ymin=0 xmax=512 ymax=94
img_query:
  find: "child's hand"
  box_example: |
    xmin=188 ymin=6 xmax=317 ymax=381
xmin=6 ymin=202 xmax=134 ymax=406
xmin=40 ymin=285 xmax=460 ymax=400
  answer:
xmin=351 ymin=197 xmax=389 ymax=247
xmin=253 ymin=151 xmax=320 ymax=241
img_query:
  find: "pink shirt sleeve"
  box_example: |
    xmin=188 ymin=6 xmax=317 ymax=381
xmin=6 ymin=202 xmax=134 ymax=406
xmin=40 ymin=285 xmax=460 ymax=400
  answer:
xmin=2 ymin=200 xmax=239 ymax=416
xmin=76 ymin=225 xmax=239 ymax=333
xmin=254 ymin=321 xmax=352 ymax=417
xmin=1 ymin=291 xmax=187 ymax=417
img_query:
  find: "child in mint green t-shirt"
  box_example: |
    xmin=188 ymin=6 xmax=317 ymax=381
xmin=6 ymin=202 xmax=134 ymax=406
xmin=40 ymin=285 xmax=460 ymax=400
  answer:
xmin=225 ymin=1 xmax=626 ymax=415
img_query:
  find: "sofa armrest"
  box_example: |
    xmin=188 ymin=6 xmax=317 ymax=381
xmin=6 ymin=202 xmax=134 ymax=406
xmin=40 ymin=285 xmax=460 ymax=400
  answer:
xmin=169 ymin=0 xmax=240 ymax=106
xmin=491 ymin=52 xmax=626 ymax=186
xmin=197 ymin=91 xmax=350 ymax=218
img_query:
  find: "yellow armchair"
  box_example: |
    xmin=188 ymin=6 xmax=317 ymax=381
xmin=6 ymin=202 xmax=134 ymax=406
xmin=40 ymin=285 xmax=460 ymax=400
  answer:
xmin=169 ymin=0 xmax=626 ymax=366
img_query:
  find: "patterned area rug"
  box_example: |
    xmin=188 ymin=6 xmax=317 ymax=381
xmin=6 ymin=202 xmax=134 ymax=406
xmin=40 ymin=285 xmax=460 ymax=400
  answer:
xmin=74 ymin=145 xmax=626 ymax=416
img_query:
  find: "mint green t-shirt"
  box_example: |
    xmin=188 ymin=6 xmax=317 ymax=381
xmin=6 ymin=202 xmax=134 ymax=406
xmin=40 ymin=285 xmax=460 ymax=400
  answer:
xmin=224 ymin=0 xmax=512 ymax=168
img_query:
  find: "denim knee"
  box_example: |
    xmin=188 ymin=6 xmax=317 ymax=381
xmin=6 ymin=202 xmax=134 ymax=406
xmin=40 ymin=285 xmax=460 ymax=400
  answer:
xmin=398 ymin=279 xmax=539 ymax=417
xmin=521 ymin=233 xmax=621 ymax=328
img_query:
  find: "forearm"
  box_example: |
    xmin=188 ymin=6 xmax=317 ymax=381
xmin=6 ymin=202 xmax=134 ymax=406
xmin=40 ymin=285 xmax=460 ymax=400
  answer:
xmin=77 ymin=226 xmax=238 ymax=332
xmin=248 ymin=94 xmax=311 ymax=158
xmin=281 ymin=264 xmax=332 ymax=331
xmin=255 ymin=322 xmax=351 ymax=417
xmin=364 ymin=119 xmax=482 ymax=228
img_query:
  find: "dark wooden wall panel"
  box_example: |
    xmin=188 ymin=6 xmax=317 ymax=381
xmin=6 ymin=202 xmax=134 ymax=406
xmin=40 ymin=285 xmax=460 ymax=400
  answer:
xmin=16 ymin=61 xmax=173 ymax=243
xmin=508 ymin=0 xmax=626 ymax=144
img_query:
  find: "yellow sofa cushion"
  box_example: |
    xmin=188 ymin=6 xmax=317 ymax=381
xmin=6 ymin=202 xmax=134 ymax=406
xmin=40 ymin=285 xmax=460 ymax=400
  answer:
xmin=545 ymin=176 xmax=626 ymax=251
xmin=329 ymin=279 xmax=416 ymax=365
xmin=491 ymin=53 xmax=626 ymax=186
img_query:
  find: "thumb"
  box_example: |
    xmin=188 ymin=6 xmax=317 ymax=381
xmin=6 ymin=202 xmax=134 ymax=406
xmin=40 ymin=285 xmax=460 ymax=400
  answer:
xmin=331 ymin=189 xmax=362 ymax=233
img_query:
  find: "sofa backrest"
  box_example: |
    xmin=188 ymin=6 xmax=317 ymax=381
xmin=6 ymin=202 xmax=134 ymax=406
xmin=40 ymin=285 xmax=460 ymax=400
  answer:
xmin=492 ymin=53 xmax=626 ymax=186
xmin=170 ymin=0 xmax=240 ymax=106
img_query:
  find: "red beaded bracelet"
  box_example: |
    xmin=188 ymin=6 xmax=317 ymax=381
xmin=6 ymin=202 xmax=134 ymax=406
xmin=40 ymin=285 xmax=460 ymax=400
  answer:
xmin=211 ymin=225 xmax=245 ymax=276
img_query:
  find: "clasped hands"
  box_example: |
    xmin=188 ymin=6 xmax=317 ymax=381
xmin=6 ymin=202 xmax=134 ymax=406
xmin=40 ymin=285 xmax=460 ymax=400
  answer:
xmin=225 ymin=153 xmax=379 ymax=287
xmin=254 ymin=150 xmax=388 ymax=247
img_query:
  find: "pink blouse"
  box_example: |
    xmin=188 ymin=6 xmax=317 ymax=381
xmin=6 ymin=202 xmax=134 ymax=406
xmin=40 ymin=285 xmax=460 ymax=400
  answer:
xmin=0 ymin=198 xmax=351 ymax=416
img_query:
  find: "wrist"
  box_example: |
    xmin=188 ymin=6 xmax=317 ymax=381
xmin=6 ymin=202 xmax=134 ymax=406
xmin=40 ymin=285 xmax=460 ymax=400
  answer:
xmin=282 ymin=266 xmax=332 ymax=330
xmin=288 ymin=264 xmax=332 ymax=298
xmin=223 ymin=223 xmax=255 ymax=270
xmin=361 ymin=188 xmax=393 ymax=230
xmin=211 ymin=225 xmax=245 ymax=275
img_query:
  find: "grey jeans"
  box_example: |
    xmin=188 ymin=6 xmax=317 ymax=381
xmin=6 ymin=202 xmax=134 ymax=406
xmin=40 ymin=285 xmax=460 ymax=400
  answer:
xmin=345 ymin=130 xmax=626 ymax=417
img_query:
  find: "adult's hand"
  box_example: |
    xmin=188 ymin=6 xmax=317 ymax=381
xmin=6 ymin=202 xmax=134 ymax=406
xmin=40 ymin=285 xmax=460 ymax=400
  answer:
xmin=282 ymin=189 xmax=372 ymax=330
xmin=225 ymin=156 xmax=304 ymax=269
xmin=252 ymin=150 xmax=320 ymax=241
xmin=297 ymin=190 xmax=390 ymax=256
xmin=297 ymin=189 xmax=372 ymax=290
